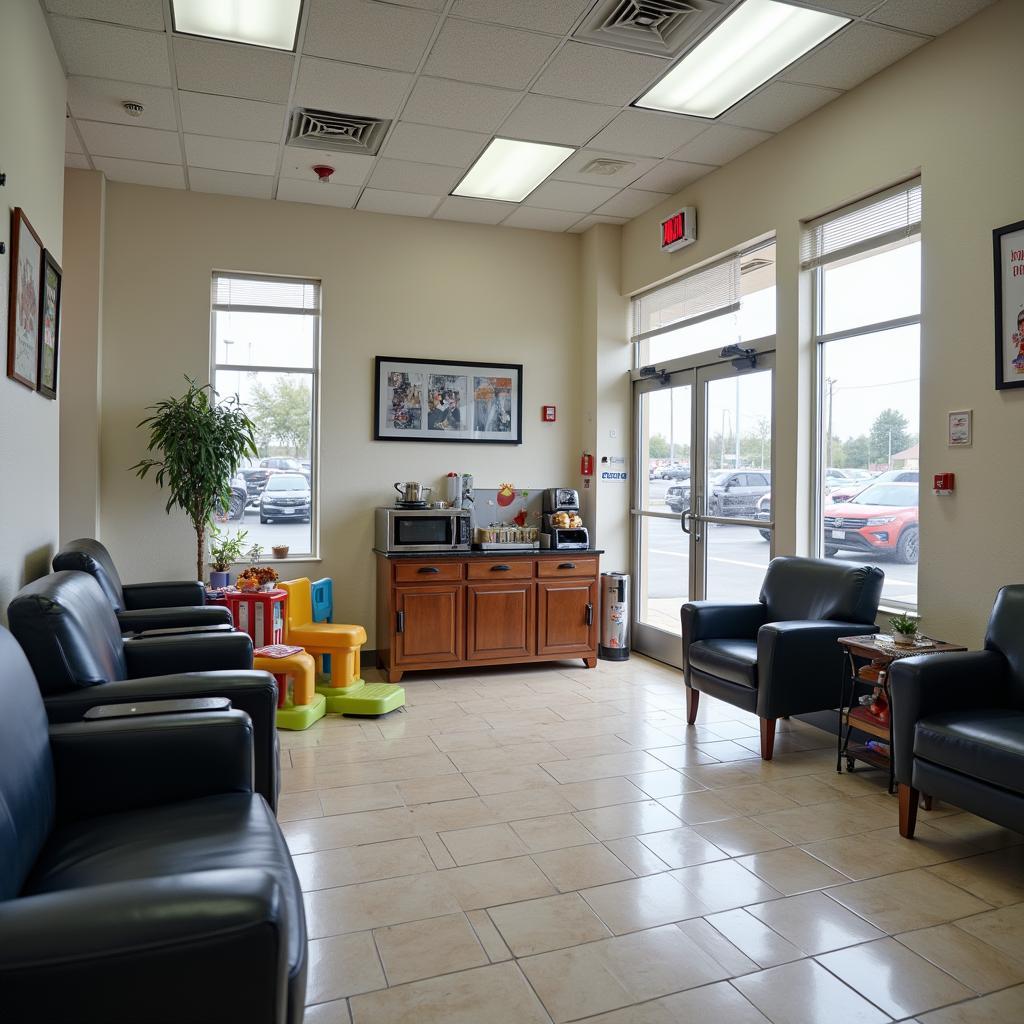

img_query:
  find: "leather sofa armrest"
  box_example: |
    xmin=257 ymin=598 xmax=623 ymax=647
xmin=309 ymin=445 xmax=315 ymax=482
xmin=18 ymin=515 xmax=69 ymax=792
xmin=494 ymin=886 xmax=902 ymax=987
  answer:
xmin=889 ymin=649 xmax=1008 ymax=784
xmin=49 ymin=710 xmax=253 ymax=822
xmin=0 ymin=869 xmax=290 ymax=1023
xmin=122 ymin=580 xmax=208 ymax=610
xmin=124 ymin=630 xmax=253 ymax=676
xmin=118 ymin=605 xmax=233 ymax=633
xmin=681 ymin=602 xmax=766 ymax=644
xmin=756 ymin=620 xmax=879 ymax=719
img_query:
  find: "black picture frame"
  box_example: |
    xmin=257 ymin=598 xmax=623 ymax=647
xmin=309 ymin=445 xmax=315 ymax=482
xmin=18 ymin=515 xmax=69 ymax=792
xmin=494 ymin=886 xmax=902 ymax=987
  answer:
xmin=37 ymin=249 xmax=62 ymax=400
xmin=374 ymin=355 xmax=523 ymax=444
xmin=993 ymin=218 xmax=1024 ymax=390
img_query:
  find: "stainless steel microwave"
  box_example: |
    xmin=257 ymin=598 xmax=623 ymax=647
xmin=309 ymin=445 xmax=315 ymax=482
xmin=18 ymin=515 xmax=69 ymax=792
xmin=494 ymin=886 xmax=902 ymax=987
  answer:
xmin=375 ymin=507 xmax=472 ymax=552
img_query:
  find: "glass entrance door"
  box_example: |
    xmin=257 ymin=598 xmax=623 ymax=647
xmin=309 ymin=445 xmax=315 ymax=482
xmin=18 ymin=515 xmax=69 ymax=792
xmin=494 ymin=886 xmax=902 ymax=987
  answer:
xmin=632 ymin=354 xmax=775 ymax=668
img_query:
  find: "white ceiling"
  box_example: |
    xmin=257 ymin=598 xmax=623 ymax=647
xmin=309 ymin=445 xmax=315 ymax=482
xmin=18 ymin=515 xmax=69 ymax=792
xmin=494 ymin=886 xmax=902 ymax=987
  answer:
xmin=52 ymin=0 xmax=995 ymax=232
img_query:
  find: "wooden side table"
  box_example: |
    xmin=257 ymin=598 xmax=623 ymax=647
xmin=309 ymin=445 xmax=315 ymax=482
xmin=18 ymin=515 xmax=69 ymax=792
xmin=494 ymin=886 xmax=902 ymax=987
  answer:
xmin=837 ymin=633 xmax=967 ymax=794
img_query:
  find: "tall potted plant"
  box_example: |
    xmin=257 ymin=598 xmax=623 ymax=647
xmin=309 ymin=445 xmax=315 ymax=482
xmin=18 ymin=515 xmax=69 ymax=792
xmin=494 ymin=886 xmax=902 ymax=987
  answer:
xmin=132 ymin=377 xmax=258 ymax=582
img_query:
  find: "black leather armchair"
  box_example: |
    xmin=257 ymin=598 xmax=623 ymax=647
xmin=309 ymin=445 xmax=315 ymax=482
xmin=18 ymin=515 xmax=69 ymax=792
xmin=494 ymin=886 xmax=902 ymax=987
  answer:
xmin=891 ymin=585 xmax=1024 ymax=839
xmin=8 ymin=570 xmax=280 ymax=810
xmin=682 ymin=556 xmax=884 ymax=759
xmin=53 ymin=537 xmax=232 ymax=633
xmin=0 ymin=626 xmax=306 ymax=1023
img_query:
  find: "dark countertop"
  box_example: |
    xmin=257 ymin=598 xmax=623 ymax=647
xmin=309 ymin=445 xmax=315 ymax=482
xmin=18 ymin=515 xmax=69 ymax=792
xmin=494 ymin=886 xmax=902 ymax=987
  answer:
xmin=375 ymin=548 xmax=604 ymax=559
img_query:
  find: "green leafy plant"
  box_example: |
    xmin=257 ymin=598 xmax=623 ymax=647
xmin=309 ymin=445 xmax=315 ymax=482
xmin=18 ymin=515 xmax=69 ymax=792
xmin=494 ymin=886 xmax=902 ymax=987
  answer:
xmin=889 ymin=612 xmax=919 ymax=637
xmin=131 ymin=377 xmax=257 ymax=581
xmin=208 ymin=524 xmax=248 ymax=573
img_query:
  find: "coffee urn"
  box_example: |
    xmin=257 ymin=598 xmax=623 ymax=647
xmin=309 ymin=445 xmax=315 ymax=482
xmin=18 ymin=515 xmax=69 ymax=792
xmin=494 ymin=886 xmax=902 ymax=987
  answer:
xmin=599 ymin=571 xmax=630 ymax=661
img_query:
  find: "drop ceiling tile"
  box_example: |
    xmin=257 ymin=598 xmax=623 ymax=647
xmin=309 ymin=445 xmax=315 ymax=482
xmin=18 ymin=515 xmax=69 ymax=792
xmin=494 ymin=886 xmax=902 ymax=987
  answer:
xmin=588 ymin=109 xmax=707 ymax=158
xmin=382 ymin=122 xmax=489 ymax=168
xmin=277 ymin=178 xmax=360 ymax=208
xmin=65 ymin=152 xmax=91 ymax=170
xmin=294 ymin=57 xmax=412 ymax=118
xmin=188 ymin=167 xmax=274 ymax=199
xmin=569 ymin=214 xmax=628 ymax=233
xmin=501 ymin=207 xmax=581 ymax=231
xmin=93 ymin=156 xmax=185 ymax=189
xmin=552 ymin=150 xmax=656 ymax=189
xmin=45 ymin=0 xmax=165 ymax=30
xmin=870 ymin=0 xmax=996 ymax=35
xmin=498 ymin=95 xmax=619 ymax=146
xmin=178 ymin=92 xmax=285 ymax=143
xmin=388 ymin=0 xmax=445 ymax=8
xmin=65 ymin=120 xmax=83 ymax=154
xmin=67 ymin=77 xmax=177 ymax=130
xmin=595 ymin=188 xmax=669 ymax=218
xmin=78 ymin=120 xmax=182 ymax=163
xmin=280 ymin=148 xmax=375 ymax=185
xmin=451 ymin=0 xmax=592 ymax=35
xmin=808 ymin=0 xmax=881 ymax=13
xmin=434 ymin=197 xmax=510 ymax=224
xmin=631 ymin=160 xmax=714 ymax=194
xmin=304 ymin=0 xmax=437 ymax=72
xmin=357 ymin=189 xmax=442 ymax=216
xmin=722 ymin=82 xmax=843 ymax=134
xmin=524 ymin=180 xmax=619 ymax=212
xmin=403 ymin=77 xmax=521 ymax=132
xmin=532 ymin=42 xmax=667 ymax=106
xmin=184 ymin=135 xmax=280 ymax=175
xmin=424 ymin=21 xmax=559 ymax=90
xmin=173 ymin=37 xmax=294 ymax=103
xmin=49 ymin=16 xmax=172 ymax=86
xmin=783 ymin=23 xmax=926 ymax=91
xmin=671 ymin=124 xmax=772 ymax=166
xmin=367 ymin=158 xmax=461 ymax=195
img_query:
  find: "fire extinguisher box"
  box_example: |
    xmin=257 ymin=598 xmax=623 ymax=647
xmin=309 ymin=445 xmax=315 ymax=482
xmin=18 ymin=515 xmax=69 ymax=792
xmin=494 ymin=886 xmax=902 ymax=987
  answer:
xmin=224 ymin=589 xmax=286 ymax=648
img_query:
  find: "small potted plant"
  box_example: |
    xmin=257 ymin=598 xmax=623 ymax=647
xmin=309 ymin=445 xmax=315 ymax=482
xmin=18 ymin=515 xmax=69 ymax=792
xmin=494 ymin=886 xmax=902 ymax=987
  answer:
xmin=208 ymin=525 xmax=247 ymax=589
xmin=272 ymin=544 xmax=290 ymax=559
xmin=889 ymin=612 xmax=920 ymax=646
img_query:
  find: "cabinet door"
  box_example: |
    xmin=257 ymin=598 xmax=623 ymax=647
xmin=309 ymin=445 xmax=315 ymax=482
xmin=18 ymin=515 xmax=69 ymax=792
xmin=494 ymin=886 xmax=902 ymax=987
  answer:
xmin=395 ymin=585 xmax=463 ymax=666
xmin=537 ymin=580 xmax=596 ymax=656
xmin=466 ymin=581 xmax=534 ymax=660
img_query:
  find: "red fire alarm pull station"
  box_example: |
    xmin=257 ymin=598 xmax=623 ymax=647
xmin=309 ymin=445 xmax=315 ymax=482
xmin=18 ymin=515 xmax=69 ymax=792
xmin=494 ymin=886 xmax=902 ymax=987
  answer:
xmin=660 ymin=207 xmax=697 ymax=253
xmin=542 ymin=405 xmax=557 ymax=422
xmin=933 ymin=472 xmax=955 ymax=495
xmin=580 ymin=451 xmax=594 ymax=477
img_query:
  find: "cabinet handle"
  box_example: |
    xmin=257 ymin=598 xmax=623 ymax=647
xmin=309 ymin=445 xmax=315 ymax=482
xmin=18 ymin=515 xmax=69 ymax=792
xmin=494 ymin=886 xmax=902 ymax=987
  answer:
xmin=585 ymin=603 xmax=594 ymax=626
xmin=558 ymin=562 xmax=577 ymax=570
xmin=417 ymin=566 xmax=440 ymax=574
xmin=491 ymin=564 xmax=511 ymax=571
xmin=396 ymin=610 xmax=405 ymax=634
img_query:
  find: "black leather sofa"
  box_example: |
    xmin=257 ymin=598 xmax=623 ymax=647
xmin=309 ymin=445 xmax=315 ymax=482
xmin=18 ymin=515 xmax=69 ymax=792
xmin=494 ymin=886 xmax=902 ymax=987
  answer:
xmin=8 ymin=570 xmax=280 ymax=811
xmin=53 ymin=537 xmax=232 ymax=633
xmin=682 ymin=556 xmax=884 ymax=758
xmin=891 ymin=584 xmax=1024 ymax=838
xmin=0 ymin=626 xmax=306 ymax=1023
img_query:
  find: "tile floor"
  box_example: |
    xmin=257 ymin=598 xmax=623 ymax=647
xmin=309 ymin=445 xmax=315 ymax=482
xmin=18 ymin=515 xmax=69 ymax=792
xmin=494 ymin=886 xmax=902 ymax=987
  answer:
xmin=279 ymin=655 xmax=1024 ymax=1024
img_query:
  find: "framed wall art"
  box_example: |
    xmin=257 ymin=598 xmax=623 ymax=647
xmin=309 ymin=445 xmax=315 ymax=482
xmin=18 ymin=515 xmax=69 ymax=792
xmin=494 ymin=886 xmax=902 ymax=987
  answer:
xmin=6 ymin=207 xmax=43 ymax=390
xmin=37 ymin=250 xmax=62 ymax=400
xmin=374 ymin=356 xmax=523 ymax=444
xmin=993 ymin=218 xmax=1024 ymax=390
xmin=947 ymin=409 xmax=972 ymax=448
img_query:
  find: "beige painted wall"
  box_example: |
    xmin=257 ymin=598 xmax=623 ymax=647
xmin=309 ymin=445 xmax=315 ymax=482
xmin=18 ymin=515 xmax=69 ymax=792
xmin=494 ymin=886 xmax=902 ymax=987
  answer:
xmin=620 ymin=0 xmax=1024 ymax=646
xmin=0 ymin=0 xmax=66 ymax=620
xmin=98 ymin=184 xmax=582 ymax=633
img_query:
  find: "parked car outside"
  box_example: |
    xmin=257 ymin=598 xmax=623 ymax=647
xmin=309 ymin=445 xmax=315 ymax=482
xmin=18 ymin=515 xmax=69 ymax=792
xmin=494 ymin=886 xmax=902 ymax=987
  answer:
xmin=259 ymin=473 xmax=311 ymax=524
xmin=663 ymin=465 xmax=691 ymax=481
xmin=823 ymin=480 xmax=918 ymax=563
xmin=237 ymin=460 xmax=271 ymax=507
xmin=666 ymin=484 xmax=688 ymax=513
xmin=829 ymin=469 xmax=917 ymax=505
xmin=215 ymin=472 xmax=248 ymax=522
xmin=706 ymin=470 xmax=771 ymax=518
xmin=755 ymin=493 xmax=771 ymax=541
xmin=260 ymin=456 xmax=311 ymax=482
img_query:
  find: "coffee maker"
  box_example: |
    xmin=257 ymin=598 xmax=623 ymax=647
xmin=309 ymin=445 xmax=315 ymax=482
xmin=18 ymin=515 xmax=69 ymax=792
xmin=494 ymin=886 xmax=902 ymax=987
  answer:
xmin=540 ymin=488 xmax=590 ymax=550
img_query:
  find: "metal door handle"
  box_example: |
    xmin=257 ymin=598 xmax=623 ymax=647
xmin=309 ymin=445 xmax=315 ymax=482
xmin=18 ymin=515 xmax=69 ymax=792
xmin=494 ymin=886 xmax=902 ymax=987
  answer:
xmin=417 ymin=566 xmax=440 ymax=574
xmin=396 ymin=610 xmax=405 ymax=633
xmin=491 ymin=564 xmax=511 ymax=571
xmin=585 ymin=603 xmax=594 ymax=626
xmin=681 ymin=508 xmax=691 ymax=534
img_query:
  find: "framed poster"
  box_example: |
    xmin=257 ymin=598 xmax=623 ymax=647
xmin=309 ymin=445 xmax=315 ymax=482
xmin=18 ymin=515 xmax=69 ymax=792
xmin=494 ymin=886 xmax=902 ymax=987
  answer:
xmin=993 ymin=219 xmax=1024 ymax=390
xmin=6 ymin=208 xmax=43 ymax=390
xmin=374 ymin=356 xmax=523 ymax=444
xmin=37 ymin=250 xmax=62 ymax=400
xmin=947 ymin=409 xmax=972 ymax=448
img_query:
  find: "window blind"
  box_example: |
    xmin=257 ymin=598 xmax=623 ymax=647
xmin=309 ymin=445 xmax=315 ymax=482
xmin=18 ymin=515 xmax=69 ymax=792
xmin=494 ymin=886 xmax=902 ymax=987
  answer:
xmin=212 ymin=272 xmax=319 ymax=312
xmin=632 ymin=255 xmax=741 ymax=343
xmin=801 ymin=179 xmax=921 ymax=271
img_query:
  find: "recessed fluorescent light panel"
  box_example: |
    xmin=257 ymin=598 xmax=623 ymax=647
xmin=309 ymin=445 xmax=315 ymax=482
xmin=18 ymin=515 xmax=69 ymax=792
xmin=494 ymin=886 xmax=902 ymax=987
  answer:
xmin=636 ymin=0 xmax=849 ymax=119
xmin=171 ymin=0 xmax=303 ymax=51
xmin=452 ymin=138 xmax=575 ymax=203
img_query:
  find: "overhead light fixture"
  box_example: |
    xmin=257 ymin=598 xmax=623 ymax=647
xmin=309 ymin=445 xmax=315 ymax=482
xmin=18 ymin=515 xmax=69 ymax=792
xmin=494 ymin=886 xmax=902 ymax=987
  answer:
xmin=452 ymin=138 xmax=575 ymax=203
xmin=635 ymin=0 xmax=849 ymax=119
xmin=171 ymin=0 xmax=303 ymax=51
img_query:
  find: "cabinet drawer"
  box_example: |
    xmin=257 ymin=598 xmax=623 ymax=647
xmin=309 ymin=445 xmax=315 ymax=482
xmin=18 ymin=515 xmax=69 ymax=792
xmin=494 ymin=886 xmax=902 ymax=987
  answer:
xmin=537 ymin=557 xmax=598 ymax=579
xmin=394 ymin=561 xmax=464 ymax=583
xmin=466 ymin=559 xmax=534 ymax=580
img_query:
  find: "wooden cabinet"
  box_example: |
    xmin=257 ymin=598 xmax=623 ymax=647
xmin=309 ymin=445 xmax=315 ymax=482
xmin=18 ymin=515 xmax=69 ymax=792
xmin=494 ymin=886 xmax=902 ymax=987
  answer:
xmin=377 ymin=552 xmax=599 ymax=683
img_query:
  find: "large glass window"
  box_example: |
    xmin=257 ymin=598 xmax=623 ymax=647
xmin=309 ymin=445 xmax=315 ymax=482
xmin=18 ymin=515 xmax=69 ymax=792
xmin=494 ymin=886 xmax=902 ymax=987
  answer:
xmin=806 ymin=181 xmax=921 ymax=609
xmin=211 ymin=273 xmax=320 ymax=559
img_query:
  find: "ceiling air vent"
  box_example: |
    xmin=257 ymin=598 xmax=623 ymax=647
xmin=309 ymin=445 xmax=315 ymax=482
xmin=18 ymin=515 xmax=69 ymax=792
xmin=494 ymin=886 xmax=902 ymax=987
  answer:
xmin=288 ymin=107 xmax=391 ymax=155
xmin=573 ymin=0 xmax=726 ymax=58
xmin=581 ymin=157 xmax=636 ymax=176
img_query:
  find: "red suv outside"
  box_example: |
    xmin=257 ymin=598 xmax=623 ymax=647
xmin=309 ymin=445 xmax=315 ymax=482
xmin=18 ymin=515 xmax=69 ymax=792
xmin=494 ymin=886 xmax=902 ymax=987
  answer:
xmin=822 ymin=481 xmax=919 ymax=563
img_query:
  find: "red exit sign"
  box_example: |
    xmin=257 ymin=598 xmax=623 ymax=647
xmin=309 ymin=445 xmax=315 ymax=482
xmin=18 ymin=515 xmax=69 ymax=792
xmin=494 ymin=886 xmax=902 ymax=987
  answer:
xmin=660 ymin=207 xmax=697 ymax=253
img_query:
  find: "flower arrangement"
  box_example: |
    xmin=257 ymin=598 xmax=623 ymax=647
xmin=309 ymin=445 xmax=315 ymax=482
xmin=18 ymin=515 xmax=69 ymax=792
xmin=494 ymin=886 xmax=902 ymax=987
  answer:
xmin=236 ymin=543 xmax=279 ymax=591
